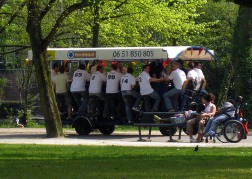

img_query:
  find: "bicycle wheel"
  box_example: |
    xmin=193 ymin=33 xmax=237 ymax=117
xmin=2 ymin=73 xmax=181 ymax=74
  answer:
xmin=216 ymin=123 xmax=228 ymax=143
xmin=223 ymin=120 xmax=245 ymax=143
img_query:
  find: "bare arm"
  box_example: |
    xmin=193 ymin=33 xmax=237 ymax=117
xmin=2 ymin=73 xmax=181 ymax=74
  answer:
xmin=201 ymin=105 xmax=217 ymax=118
xmin=149 ymin=77 xmax=163 ymax=83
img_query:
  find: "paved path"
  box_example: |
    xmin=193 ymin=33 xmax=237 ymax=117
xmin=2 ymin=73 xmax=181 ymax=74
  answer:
xmin=0 ymin=128 xmax=251 ymax=148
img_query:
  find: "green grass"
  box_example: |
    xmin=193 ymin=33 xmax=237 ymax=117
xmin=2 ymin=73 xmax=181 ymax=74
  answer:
xmin=0 ymin=145 xmax=252 ymax=178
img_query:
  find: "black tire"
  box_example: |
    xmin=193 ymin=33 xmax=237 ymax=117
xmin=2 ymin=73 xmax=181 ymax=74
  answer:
xmin=159 ymin=127 xmax=177 ymax=136
xmin=216 ymin=123 xmax=228 ymax=143
xmin=98 ymin=125 xmax=115 ymax=135
xmin=223 ymin=120 xmax=245 ymax=143
xmin=73 ymin=116 xmax=92 ymax=135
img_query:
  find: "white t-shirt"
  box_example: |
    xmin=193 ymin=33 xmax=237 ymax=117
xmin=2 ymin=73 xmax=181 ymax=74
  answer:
xmin=187 ymin=69 xmax=198 ymax=81
xmin=120 ymin=73 xmax=136 ymax=91
xmin=204 ymin=102 xmax=215 ymax=113
xmin=51 ymin=70 xmax=59 ymax=81
xmin=138 ymin=71 xmax=154 ymax=95
xmin=106 ymin=70 xmax=122 ymax=93
xmin=194 ymin=68 xmax=205 ymax=90
xmin=89 ymin=71 xmax=107 ymax=93
xmin=70 ymin=69 xmax=90 ymax=92
xmin=168 ymin=68 xmax=186 ymax=90
xmin=54 ymin=73 xmax=68 ymax=94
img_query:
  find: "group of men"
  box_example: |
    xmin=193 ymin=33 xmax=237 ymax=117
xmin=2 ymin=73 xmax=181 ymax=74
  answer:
xmin=51 ymin=59 xmax=206 ymax=123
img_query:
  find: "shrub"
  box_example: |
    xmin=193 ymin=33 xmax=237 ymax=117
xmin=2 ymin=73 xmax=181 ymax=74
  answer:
xmin=0 ymin=101 xmax=22 ymax=119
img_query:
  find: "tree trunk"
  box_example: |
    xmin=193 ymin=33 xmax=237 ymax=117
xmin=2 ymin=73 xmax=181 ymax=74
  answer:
xmin=92 ymin=3 xmax=100 ymax=47
xmin=32 ymin=47 xmax=63 ymax=137
xmin=231 ymin=6 xmax=252 ymax=97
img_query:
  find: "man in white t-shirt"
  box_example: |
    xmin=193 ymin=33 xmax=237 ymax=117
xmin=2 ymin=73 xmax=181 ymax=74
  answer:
xmin=187 ymin=62 xmax=198 ymax=82
xmin=70 ymin=63 xmax=90 ymax=115
xmin=120 ymin=67 xmax=142 ymax=123
xmin=89 ymin=65 xmax=107 ymax=100
xmin=51 ymin=62 xmax=59 ymax=81
xmin=138 ymin=64 xmax=163 ymax=112
xmin=193 ymin=62 xmax=207 ymax=101
xmin=194 ymin=62 xmax=205 ymax=90
xmin=163 ymin=62 xmax=186 ymax=111
xmin=53 ymin=65 xmax=68 ymax=112
xmin=103 ymin=64 xmax=122 ymax=119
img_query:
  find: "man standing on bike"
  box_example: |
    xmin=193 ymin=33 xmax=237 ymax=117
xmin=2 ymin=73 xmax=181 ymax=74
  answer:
xmin=103 ymin=64 xmax=122 ymax=119
xmin=120 ymin=67 xmax=142 ymax=123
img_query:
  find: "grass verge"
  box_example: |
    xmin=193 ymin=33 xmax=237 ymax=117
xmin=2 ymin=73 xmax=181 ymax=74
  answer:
xmin=0 ymin=144 xmax=252 ymax=178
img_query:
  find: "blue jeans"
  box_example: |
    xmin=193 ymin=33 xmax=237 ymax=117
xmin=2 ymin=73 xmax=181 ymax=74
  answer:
xmin=72 ymin=91 xmax=89 ymax=115
xmin=143 ymin=91 xmax=160 ymax=112
xmin=163 ymin=88 xmax=180 ymax=110
xmin=122 ymin=90 xmax=142 ymax=121
xmin=203 ymin=114 xmax=229 ymax=134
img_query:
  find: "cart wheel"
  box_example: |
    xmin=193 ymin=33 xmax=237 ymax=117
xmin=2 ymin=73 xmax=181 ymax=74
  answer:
xmin=159 ymin=127 xmax=177 ymax=136
xmin=215 ymin=124 xmax=228 ymax=143
xmin=73 ymin=116 xmax=92 ymax=135
xmin=98 ymin=125 xmax=115 ymax=135
xmin=224 ymin=120 xmax=245 ymax=143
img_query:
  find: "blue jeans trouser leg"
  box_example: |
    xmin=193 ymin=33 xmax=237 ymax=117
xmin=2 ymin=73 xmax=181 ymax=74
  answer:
xmin=149 ymin=91 xmax=161 ymax=111
xmin=122 ymin=91 xmax=133 ymax=121
xmin=203 ymin=114 xmax=228 ymax=134
xmin=163 ymin=88 xmax=179 ymax=110
xmin=210 ymin=114 xmax=228 ymax=132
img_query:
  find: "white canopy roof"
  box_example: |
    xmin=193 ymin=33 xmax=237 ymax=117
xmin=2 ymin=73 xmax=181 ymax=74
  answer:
xmin=27 ymin=46 xmax=214 ymax=61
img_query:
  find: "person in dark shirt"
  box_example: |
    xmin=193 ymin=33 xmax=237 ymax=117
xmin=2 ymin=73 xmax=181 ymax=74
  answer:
xmin=149 ymin=59 xmax=163 ymax=78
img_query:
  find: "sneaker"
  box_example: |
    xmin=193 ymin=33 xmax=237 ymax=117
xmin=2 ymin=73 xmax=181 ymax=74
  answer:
xmin=204 ymin=130 xmax=215 ymax=137
xmin=154 ymin=115 xmax=161 ymax=121
xmin=132 ymin=107 xmax=140 ymax=112
xmin=190 ymin=138 xmax=197 ymax=143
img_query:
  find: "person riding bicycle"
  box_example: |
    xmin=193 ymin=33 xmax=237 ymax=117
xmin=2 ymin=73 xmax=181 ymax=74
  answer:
xmin=203 ymin=101 xmax=236 ymax=137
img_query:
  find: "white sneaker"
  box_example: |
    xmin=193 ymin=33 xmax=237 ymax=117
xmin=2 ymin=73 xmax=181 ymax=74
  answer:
xmin=190 ymin=138 xmax=197 ymax=143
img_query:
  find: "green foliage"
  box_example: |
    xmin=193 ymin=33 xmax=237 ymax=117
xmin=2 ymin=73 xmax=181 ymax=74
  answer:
xmin=49 ymin=0 xmax=211 ymax=47
xmin=191 ymin=0 xmax=239 ymax=105
xmin=0 ymin=101 xmax=22 ymax=119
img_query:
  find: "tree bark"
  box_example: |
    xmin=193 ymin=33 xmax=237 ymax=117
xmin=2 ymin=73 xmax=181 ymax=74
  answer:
xmin=92 ymin=3 xmax=100 ymax=47
xmin=26 ymin=0 xmax=90 ymax=137
xmin=26 ymin=1 xmax=63 ymax=137
xmin=32 ymin=48 xmax=63 ymax=137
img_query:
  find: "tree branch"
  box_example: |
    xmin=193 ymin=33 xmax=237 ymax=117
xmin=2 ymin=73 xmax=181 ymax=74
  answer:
xmin=42 ymin=0 xmax=90 ymax=47
xmin=0 ymin=1 xmax=26 ymax=34
xmin=113 ymin=0 xmax=128 ymax=10
xmin=39 ymin=0 xmax=57 ymax=21
xmin=100 ymin=12 xmax=141 ymax=21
